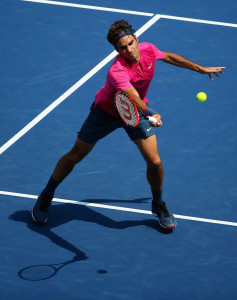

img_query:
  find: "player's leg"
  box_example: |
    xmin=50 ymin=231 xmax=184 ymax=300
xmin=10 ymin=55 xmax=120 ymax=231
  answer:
xmin=133 ymin=134 xmax=163 ymax=187
xmin=133 ymin=135 xmax=176 ymax=229
xmin=31 ymin=138 xmax=95 ymax=224
xmin=32 ymin=104 xmax=123 ymax=224
xmin=133 ymin=135 xmax=164 ymax=201
xmin=52 ymin=138 xmax=95 ymax=183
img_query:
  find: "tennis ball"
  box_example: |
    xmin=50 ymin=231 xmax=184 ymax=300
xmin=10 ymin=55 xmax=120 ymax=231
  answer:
xmin=197 ymin=92 xmax=207 ymax=102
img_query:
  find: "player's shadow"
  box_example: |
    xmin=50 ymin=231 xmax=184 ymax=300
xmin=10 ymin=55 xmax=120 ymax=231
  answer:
xmin=10 ymin=198 xmax=173 ymax=237
xmin=9 ymin=198 xmax=173 ymax=280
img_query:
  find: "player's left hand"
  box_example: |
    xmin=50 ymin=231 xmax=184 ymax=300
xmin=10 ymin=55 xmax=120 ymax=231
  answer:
xmin=200 ymin=66 xmax=225 ymax=81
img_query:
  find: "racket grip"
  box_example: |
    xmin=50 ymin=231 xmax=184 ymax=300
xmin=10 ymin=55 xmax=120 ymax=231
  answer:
xmin=147 ymin=116 xmax=157 ymax=123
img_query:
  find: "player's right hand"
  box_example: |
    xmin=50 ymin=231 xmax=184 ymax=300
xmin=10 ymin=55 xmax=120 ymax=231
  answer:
xmin=152 ymin=114 xmax=162 ymax=127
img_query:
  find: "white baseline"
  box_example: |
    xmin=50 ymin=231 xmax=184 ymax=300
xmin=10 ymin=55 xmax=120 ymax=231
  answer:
xmin=1 ymin=190 xmax=237 ymax=227
xmin=22 ymin=0 xmax=237 ymax=28
xmin=21 ymin=0 xmax=154 ymax=16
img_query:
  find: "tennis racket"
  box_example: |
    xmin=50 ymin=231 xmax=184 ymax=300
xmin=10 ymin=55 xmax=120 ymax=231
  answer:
xmin=114 ymin=91 xmax=157 ymax=127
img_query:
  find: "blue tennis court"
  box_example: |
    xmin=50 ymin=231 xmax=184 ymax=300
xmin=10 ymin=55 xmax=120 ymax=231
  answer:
xmin=1 ymin=0 xmax=237 ymax=299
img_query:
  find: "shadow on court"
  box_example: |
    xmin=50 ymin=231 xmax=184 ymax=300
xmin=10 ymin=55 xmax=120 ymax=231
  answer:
xmin=9 ymin=198 xmax=173 ymax=235
xmin=9 ymin=200 xmax=173 ymax=280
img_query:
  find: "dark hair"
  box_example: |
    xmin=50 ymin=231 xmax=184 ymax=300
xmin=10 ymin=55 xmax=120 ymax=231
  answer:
xmin=107 ymin=20 xmax=135 ymax=46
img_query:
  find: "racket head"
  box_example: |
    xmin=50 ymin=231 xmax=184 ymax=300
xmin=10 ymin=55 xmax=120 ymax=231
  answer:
xmin=115 ymin=91 xmax=139 ymax=127
xmin=18 ymin=265 xmax=57 ymax=281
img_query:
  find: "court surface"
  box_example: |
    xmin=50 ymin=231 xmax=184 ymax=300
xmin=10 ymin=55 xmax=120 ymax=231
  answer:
xmin=0 ymin=0 xmax=237 ymax=299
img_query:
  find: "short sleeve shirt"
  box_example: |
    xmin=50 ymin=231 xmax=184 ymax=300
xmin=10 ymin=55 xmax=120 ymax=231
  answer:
xmin=94 ymin=42 xmax=164 ymax=116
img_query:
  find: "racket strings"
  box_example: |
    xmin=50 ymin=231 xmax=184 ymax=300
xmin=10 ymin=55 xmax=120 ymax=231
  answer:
xmin=116 ymin=94 xmax=138 ymax=126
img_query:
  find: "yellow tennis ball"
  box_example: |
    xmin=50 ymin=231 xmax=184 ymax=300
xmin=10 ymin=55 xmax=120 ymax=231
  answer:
xmin=197 ymin=92 xmax=207 ymax=102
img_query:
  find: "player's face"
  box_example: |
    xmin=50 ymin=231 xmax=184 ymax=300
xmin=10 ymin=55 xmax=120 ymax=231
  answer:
xmin=116 ymin=35 xmax=140 ymax=64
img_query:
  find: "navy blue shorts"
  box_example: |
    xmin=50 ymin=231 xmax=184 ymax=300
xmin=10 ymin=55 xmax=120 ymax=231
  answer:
xmin=77 ymin=104 xmax=156 ymax=144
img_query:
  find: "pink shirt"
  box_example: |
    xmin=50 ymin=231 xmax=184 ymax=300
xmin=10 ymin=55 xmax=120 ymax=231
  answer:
xmin=94 ymin=42 xmax=165 ymax=116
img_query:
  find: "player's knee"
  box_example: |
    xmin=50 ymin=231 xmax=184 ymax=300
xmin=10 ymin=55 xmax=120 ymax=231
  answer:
xmin=148 ymin=157 xmax=162 ymax=170
xmin=70 ymin=150 xmax=85 ymax=164
xmin=71 ymin=153 xmax=81 ymax=164
xmin=69 ymin=143 xmax=92 ymax=164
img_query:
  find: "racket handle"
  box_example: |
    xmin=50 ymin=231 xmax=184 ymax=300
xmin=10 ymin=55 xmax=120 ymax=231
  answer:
xmin=147 ymin=116 xmax=157 ymax=123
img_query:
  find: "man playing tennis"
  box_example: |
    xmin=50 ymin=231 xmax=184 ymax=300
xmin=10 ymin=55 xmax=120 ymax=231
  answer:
xmin=32 ymin=20 xmax=225 ymax=229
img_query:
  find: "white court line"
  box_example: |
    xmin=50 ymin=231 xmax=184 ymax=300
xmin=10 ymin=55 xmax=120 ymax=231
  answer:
xmin=158 ymin=14 xmax=237 ymax=28
xmin=22 ymin=0 xmax=237 ymax=28
xmin=0 ymin=14 xmax=160 ymax=155
xmin=0 ymin=50 xmax=116 ymax=155
xmin=21 ymin=0 xmax=154 ymax=16
xmin=1 ymin=190 xmax=237 ymax=227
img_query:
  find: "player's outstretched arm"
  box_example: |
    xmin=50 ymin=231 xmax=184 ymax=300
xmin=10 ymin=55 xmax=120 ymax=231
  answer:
xmin=162 ymin=52 xmax=225 ymax=81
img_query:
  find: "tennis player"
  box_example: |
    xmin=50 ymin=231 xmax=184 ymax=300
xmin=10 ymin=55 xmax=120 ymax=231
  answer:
xmin=32 ymin=20 xmax=225 ymax=229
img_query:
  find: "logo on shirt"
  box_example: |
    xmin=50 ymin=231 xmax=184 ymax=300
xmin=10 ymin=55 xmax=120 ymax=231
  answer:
xmin=148 ymin=63 xmax=153 ymax=69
